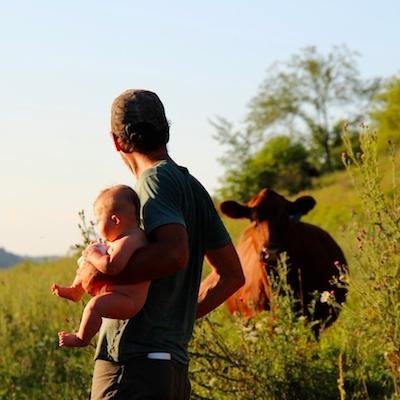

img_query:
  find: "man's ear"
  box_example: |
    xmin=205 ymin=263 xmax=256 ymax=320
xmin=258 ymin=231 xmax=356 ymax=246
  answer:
xmin=111 ymin=133 xmax=122 ymax=152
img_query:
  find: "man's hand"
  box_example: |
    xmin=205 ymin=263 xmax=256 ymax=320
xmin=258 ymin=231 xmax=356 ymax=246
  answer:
xmin=105 ymin=224 xmax=189 ymax=285
xmin=196 ymin=242 xmax=244 ymax=319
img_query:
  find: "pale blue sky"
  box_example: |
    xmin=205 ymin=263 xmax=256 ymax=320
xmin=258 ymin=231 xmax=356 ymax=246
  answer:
xmin=1 ymin=0 xmax=399 ymax=256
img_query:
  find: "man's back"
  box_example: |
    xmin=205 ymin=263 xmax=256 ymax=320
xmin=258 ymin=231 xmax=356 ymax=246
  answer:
xmin=95 ymin=160 xmax=230 ymax=364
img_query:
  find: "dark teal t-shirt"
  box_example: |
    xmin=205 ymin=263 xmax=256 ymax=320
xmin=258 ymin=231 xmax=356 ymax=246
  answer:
xmin=95 ymin=160 xmax=231 ymax=364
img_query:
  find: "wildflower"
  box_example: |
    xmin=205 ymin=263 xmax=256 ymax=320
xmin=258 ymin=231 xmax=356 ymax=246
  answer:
xmin=274 ymin=326 xmax=284 ymax=335
xmin=320 ymin=291 xmax=330 ymax=303
xmin=320 ymin=290 xmax=335 ymax=303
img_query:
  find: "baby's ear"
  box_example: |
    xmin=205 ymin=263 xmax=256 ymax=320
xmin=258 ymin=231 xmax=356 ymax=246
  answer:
xmin=111 ymin=214 xmax=120 ymax=225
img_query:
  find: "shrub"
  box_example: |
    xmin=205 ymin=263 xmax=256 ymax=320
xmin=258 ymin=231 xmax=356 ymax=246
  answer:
xmin=339 ymin=126 xmax=400 ymax=397
xmin=190 ymin=256 xmax=340 ymax=400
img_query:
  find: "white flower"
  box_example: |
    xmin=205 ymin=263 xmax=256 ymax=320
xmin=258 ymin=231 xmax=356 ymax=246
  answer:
xmin=320 ymin=291 xmax=331 ymax=303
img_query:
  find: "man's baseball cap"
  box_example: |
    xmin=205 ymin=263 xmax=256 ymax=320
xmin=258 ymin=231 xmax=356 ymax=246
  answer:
xmin=111 ymin=89 xmax=169 ymax=136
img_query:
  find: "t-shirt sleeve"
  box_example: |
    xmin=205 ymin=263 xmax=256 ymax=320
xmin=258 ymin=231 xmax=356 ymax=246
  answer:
xmin=137 ymin=170 xmax=186 ymax=235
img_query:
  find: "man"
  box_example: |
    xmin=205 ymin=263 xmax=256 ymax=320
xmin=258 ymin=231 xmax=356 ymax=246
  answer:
xmin=83 ymin=89 xmax=244 ymax=399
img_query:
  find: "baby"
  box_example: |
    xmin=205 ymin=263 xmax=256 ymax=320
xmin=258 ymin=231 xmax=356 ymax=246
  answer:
xmin=51 ymin=185 xmax=149 ymax=347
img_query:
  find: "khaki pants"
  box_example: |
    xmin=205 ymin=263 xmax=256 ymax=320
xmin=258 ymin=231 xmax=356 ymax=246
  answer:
xmin=90 ymin=357 xmax=191 ymax=400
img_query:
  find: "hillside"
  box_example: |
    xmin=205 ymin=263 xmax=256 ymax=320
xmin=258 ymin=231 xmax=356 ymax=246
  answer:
xmin=0 ymin=247 xmax=23 ymax=269
xmin=222 ymin=167 xmax=358 ymax=254
xmin=223 ymin=149 xmax=396 ymax=261
xmin=0 ymin=247 xmax=59 ymax=269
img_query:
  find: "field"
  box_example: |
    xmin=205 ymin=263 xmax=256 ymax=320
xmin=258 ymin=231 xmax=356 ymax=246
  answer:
xmin=1 ymin=132 xmax=400 ymax=399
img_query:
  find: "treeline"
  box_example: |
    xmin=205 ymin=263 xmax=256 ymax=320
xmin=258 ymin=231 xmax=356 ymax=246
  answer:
xmin=213 ymin=45 xmax=400 ymax=200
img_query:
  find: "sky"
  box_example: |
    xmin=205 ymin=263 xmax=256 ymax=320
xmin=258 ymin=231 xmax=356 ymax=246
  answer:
xmin=1 ymin=0 xmax=399 ymax=257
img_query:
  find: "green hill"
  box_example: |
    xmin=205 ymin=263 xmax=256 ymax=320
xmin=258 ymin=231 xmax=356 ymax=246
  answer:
xmin=222 ymin=167 xmax=360 ymax=260
xmin=0 ymin=247 xmax=23 ymax=269
xmin=0 ymin=247 xmax=60 ymax=269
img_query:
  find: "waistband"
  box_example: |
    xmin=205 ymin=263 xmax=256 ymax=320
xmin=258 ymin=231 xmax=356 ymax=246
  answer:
xmin=146 ymin=352 xmax=172 ymax=360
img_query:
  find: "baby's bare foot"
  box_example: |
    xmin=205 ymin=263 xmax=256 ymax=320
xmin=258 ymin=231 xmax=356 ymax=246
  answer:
xmin=51 ymin=284 xmax=83 ymax=302
xmin=58 ymin=331 xmax=88 ymax=347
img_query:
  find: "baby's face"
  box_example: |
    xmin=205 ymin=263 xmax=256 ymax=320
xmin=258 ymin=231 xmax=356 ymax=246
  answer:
xmin=94 ymin=195 xmax=139 ymax=241
xmin=94 ymin=202 xmax=120 ymax=242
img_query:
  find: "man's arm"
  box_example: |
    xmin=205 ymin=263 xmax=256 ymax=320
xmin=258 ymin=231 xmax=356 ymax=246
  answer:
xmin=84 ymin=234 xmax=146 ymax=276
xmin=196 ymin=242 xmax=244 ymax=319
xmin=87 ymin=224 xmax=189 ymax=284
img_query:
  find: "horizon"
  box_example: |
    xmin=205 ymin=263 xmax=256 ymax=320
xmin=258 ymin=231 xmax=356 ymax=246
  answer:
xmin=1 ymin=0 xmax=400 ymax=256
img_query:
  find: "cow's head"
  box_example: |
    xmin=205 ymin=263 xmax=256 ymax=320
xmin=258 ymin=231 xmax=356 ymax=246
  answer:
xmin=220 ymin=188 xmax=316 ymax=263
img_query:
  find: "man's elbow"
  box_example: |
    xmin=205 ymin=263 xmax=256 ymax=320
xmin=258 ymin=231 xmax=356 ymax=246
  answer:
xmin=105 ymin=266 xmax=122 ymax=276
xmin=232 ymin=264 xmax=245 ymax=291
xmin=172 ymin=248 xmax=189 ymax=272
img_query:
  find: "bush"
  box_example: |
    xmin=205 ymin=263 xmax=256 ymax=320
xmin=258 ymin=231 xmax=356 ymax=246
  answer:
xmin=190 ymin=257 xmax=340 ymax=400
xmin=339 ymin=126 xmax=400 ymax=397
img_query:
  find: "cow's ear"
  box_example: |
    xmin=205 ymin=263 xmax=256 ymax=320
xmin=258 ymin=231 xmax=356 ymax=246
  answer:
xmin=220 ymin=201 xmax=252 ymax=219
xmin=290 ymin=196 xmax=316 ymax=216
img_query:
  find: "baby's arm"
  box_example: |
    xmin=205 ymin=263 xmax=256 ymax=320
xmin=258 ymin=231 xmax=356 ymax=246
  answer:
xmin=85 ymin=231 xmax=147 ymax=276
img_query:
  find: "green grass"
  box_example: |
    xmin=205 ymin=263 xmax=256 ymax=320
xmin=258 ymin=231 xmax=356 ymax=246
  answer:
xmin=0 ymin=258 xmax=93 ymax=399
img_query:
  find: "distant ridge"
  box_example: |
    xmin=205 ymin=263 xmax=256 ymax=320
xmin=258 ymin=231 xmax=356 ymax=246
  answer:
xmin=0 ymin=247 xmax=58 ymax=269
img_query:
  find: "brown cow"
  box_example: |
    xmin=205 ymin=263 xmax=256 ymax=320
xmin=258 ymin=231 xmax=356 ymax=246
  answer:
xmin=220 ymin=188 xmax=347 ymax=330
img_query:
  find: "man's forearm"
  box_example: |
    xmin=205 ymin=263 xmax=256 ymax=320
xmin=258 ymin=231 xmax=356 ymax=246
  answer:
xmin=107 ymin=224 xmax=189 ymax=285
xmin=196 ymin=270 xmax=243 ymax=318
xmin=196 ymin=242 xmax=245 ymax=318
xmin=105 ymin=242 xmax=182 ymax=284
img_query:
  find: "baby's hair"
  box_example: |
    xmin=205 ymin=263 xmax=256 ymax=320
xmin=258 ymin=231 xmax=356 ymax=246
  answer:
xmin=95 ymin=185 xmax=140 ymax=223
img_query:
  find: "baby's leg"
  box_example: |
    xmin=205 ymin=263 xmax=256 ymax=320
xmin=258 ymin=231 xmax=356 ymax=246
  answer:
xmin=51 ymin=282 xmax=85 ymax=302
xmin=58 ymin=292 xmax=138 ymax=348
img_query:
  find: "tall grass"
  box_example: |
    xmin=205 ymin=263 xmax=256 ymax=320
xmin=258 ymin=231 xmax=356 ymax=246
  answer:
xmin=338 ymin=127 xmax=400 ymax=398
xmin=0 ymin=259 xmax=93 ymax=399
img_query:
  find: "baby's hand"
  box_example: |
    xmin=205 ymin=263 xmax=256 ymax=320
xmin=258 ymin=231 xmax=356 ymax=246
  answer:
xmin=82 ymin=242 xmax=108 ymax=258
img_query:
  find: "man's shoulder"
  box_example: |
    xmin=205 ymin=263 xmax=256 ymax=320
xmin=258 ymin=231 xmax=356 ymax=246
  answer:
xmin=139 ymin=160 xmax=181 ymax=179
xmin=138 ymin=161 xmax=193 ymax=190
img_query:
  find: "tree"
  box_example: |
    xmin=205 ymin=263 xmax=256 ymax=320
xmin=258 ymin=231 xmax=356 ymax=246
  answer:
xmin=248 ymin=45 xmax=380 ymax=172
xmin=212 ymin=116 xmax=260 ymax=201
xmin=370 ymin=76 xmax=400 ymax=150
xmin=213 ymin=46 xmax=381 ymax=200
xmin=248 ymin=135 xmax=314 ymax=195
xmin=215 ymin=135 xmax=313 ymax=201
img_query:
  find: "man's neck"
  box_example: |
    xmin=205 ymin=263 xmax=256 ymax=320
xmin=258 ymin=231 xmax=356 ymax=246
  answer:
xmin=122 ymin=147 xmax=173 ymax=178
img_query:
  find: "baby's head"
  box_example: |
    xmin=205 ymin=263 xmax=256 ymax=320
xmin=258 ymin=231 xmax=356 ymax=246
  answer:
xmin=94 ymin=185 xmax=140 ymax=241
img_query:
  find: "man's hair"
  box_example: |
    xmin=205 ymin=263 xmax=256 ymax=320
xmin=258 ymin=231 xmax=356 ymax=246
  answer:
xmin=95 ymin=185 xmax=141 ymax=223
xmin=111 ymin=89 xmax=170 ymax=154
